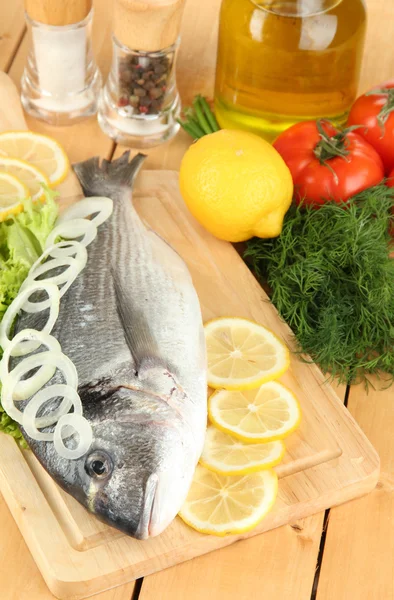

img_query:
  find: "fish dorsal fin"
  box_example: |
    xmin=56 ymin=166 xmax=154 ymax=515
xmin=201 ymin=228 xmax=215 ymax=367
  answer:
xmin=112 ymin=270 xmax=160 ymax=371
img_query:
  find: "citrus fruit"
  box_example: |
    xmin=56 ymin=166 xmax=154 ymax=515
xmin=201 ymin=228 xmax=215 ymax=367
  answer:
xmin=0 ymin=157 xmax=49 ymax=201
xmin=179 ymin=129 xmax=293 ymax=242
xmin=0 ymin=172 xmax=29 ymax=221
xmin=208 ymin=381 xmax=301 ymax=443
xmin=0 ymin=131 xmax=69 ymax=186
xmin=200 ymin=425 xmax=285 ymax=476
xmin=178 ymin=464 xmax=278 ymax=536
xmin=204 ymin=317 xmax=290 ymax=390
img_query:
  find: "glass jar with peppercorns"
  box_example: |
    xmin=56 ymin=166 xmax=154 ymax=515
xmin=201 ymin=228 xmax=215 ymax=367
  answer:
xmin=98 ymin=0 xmax=185 ymax=148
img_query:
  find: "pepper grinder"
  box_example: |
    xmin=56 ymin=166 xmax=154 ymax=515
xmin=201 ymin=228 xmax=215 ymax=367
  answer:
xmin=21 ymin=0 xmax=102 ymax=126
xmin=98 ymin=0 xmax=186 ymax=148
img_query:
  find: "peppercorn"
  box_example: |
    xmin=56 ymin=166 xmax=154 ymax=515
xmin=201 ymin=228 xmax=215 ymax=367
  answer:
xmin=154 ymin=63 xmax=167 ymax=75
xmin=129 ymin=95 xmax=140 ymax=108
xmin=134 ymin=87 xmax=146 ymax=97
xmin=117 ymin=53 xmax=172 ymax=115
xmin=149 ymin=87 xmax=163 ymax=100
xmin=118 ymin=96 xmax=129 ymax=107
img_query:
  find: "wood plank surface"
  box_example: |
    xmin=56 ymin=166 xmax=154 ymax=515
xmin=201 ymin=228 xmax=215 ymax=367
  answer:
xmin=316 ymin=381 xmax=394 ymax=600
xmin=360 ymin=0 xmax=394 ymax=92
xmin=0 ymin=493 xmax=135 ymax=600
xmin=139 ymin=513 xmax=326 ymax=600
xmin=0 ymin=0 xmax=393 ymax=599
xmin=0 ymin=0 xmax=25 ymax=72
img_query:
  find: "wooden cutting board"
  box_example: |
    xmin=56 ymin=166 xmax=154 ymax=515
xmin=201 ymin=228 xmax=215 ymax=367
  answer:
xmin=0 ymin=72 xmax=380 ymax=600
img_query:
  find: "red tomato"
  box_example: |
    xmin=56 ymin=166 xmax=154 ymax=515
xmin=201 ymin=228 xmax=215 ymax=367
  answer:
xmin=273 ymin=120 xmax=384 ymax=206
xmin=348 ymin=83 xmax=394 ymax=174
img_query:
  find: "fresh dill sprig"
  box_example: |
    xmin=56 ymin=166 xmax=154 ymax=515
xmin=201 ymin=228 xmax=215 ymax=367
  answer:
xmin=244 ymin=184 xmax=394 ymax=387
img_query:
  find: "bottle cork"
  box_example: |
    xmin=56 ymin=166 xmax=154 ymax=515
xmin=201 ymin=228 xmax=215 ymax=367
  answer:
xmin=24 ymin=0 xmax=92 ymax=26
xmin=113 ymin=0 xmax=186 ymax=52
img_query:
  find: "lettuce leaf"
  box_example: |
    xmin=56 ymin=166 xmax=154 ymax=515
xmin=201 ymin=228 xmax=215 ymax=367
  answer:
xmin=0 ymin=187 xmax=59 ymax=444
xmin=14 ymin=187 xmax=58 ymax=250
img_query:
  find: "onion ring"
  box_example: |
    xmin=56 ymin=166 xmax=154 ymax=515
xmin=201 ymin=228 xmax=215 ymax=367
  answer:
xmin=2 ymin=350 xmax=78 ymax=424
xmin=0 ymin=329 xmax=61 ymax=401
xmin=58 ymin=197 xmax=113 ymax=228
xmin=22 ymin=384 xmax=82 ymax=441
xmin=0 ymin=282 xmax=60 ymax=352
xmin=45 ymin=218 xmax=97 ymax=249
xmin=54 ymin=413 xmax=93 ymax=460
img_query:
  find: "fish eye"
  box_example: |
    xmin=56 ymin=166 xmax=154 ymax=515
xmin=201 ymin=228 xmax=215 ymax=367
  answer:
xmin=85 ymin=451 xmax=113 ymax=479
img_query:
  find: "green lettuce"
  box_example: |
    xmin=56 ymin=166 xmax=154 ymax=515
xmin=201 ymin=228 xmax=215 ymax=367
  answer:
xmin=0 ymin=187 xmax=58 ymax=444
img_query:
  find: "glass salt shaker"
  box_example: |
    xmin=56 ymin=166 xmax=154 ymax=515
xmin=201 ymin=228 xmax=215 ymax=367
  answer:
xmin=21 ymin=0 xmax=102 ymax=126
xmin=98 ymin=0 xmax=185 ymax=148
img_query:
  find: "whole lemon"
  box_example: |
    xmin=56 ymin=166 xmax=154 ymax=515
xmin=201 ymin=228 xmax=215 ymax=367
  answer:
xmin=179 ymin=129 xmax=293 ymax=242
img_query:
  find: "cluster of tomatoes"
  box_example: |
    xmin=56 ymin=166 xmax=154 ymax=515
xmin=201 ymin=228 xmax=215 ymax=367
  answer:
xmin=273 ymin=83 xmax=394 ymax=206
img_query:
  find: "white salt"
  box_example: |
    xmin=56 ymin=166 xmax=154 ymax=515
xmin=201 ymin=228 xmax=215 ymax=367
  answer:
xmin=32 ymin=25 xmax=90 ymax=113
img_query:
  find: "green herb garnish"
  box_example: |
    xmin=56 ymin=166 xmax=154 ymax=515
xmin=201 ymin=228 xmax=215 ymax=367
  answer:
xmin=178 ymin=95 xmax=220 ymax=139
xmin=244 ymin=184 xmax=394 ymax=386
xmin=0 ymin=404 xmax=27 ymax=447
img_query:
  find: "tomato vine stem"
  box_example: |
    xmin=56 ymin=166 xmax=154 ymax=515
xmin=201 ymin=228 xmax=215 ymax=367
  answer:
xmin=366 ymin=87 xmax=394 ymax=135
xmin=313 ymin=120 xmax=361 ymax=184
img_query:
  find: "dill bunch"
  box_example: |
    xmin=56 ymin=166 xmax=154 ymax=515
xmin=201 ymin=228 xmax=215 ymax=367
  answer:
xmin=244 ymin=184 xmax=394 ymax=386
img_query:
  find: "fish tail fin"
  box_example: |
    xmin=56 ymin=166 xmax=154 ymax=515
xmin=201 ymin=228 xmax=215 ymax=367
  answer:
xmin=73 ymin=151 xmax=146 ymax=198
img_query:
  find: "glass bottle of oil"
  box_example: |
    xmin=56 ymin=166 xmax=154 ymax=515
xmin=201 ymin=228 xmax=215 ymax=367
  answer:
xmin=215 ymin=0 xmax=367 ymax=141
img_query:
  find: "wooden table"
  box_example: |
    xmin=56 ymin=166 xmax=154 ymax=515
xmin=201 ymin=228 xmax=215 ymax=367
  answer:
xmin=1 ymin=1 xmax=394 ymax=598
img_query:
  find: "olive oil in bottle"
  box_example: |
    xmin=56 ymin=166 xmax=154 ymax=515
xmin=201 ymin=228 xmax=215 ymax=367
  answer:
xmin=214 ymin=0 xmax=367 ymax=141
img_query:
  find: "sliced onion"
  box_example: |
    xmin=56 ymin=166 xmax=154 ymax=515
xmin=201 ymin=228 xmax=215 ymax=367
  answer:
xmin=7 ymin=350 xmax=78 ymax=391
xmin=0 ymin=198 xmax=105 ymax=460
xmin=58 ymin=197 xmax=113 ymax=228
xmin=2 ymin=350 xmax=78 ymax=422
xmin=54 ymin=413 xmax=93 ymax=459
xmin=29 ymin=241 xmax=88 ymax=270
xmin=0 ymin=330 xmax=61 ymax=401
xmin=21 ymin=257 xmax=83 ymax=311
xmin=0 ymin=283 xmax=60 ymax=352
xmin=22 ymin=384 xmax=82 ymax=441
xmin=45 ymin=218 xmax=97 ymax=249
xmin=0 ymin=201 xmax=100 ymax=459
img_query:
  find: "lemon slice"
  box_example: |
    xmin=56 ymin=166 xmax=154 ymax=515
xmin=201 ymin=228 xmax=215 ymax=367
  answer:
xmin=179 ymin=465 xmax=278 ymax=536
xmin=208 ymin=381 xmax=301 ymax=442
xmin=0 ymin=172 xmax=29 ymax=221
xmin=0 ymin=131 xmax=69 ymax=187
xmin=0 ymin=157 xmax=49 ymax=201
xmin=205 ymin=317 xmax=290 ymax=390
xmin=200 ymin=425 xmax=285 ymax=476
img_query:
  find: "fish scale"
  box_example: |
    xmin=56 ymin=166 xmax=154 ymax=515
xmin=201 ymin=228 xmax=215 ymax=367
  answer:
xmin=14 ymin=152 xmax=207 ymax=539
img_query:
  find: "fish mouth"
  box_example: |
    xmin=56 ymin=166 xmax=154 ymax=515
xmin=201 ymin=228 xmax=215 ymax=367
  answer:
xmin=135 ymin=470 xmax=181 ymax=539
xmin=135 ymin=472 xmax=159 ymax=540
